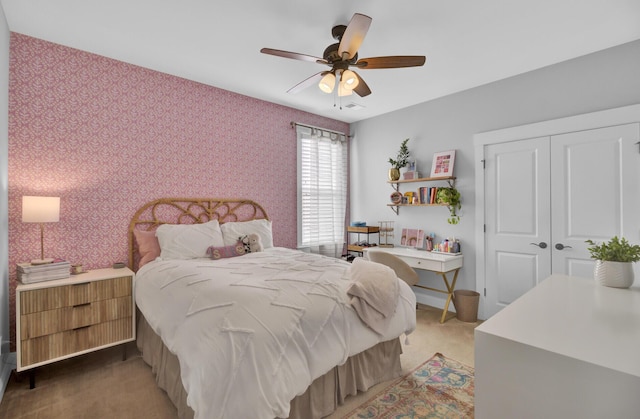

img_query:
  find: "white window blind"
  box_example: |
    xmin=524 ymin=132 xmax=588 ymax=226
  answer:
xmin=296 ymin=124 xmax=347 ymax=258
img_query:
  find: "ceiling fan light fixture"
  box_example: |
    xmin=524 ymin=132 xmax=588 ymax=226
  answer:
xmin=318 ymin=72 xmax=336 ymax=93
xmin=262 ymin=13 xmax=424 ymax=100
xmin=338 ymin=82 xmax=353 ymax=97
xmin=341 ymin=69 xmax=359 ymax=89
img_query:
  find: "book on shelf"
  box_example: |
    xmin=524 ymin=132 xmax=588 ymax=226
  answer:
xmin=17 ymin=259 xmax=71 ymax=284
xmin=418 ymin=187 xmax=439 ymax=204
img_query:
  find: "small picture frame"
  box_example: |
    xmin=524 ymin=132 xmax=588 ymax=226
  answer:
xmin=407 ymin=160 xmax=417 ymax=172
xmin=400 ymin=228 xmax=425 ymax=248
xmin=429 ymin=150 xmax=456 ymax=178
xmin=403 ymin=171 xmax=419 ymax=180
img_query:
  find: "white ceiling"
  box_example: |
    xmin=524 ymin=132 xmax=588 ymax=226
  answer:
xmin=2 ymin=0 xmax=640 ymax=123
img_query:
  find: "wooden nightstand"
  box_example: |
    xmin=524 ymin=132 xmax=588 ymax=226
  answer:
xmin=16 ymin=267 xmax=135 ymax=388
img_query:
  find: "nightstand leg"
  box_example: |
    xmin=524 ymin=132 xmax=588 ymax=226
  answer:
xmin=122 ymin=344 xmax=127 ymax=361
xmin=29 ymin=370 xmax=35 ymax=389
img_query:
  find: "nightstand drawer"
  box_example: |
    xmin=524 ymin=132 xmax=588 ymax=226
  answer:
xmin=20 ymin=296 xmax=133 ymax=339
xmin=20 ymin=317 xmax=133 ymax=367
xmin=19 ymin=276 xmax=132 ymax=314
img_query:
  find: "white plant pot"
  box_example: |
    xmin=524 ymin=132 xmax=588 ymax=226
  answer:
xmin=594 ymin=260 xmax=635 ymax=288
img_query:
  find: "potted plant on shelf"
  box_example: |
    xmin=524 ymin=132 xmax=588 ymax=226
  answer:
xmin=436 ymin=185 xmax=462 ymax=224
xmin=585 ymin=236 xmax=640 ymax=288
xmin=388 ymin=138 xmax=410 ymax=181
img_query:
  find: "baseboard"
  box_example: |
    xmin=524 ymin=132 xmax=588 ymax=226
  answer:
xmin=0 ymin=352 xmax=16 ymax=403
xmin=415 ymin=292 xmax=454 ymax=312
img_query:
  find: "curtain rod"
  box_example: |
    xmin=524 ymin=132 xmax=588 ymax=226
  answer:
xmin=290 ymin=122 xmax=350 ymax=138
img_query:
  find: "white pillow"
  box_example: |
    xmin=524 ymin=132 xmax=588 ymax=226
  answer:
xmin=156 ymin=220 xmax=224 ymax=260
xmin=220 ymin=219 xmax=274 ymax=249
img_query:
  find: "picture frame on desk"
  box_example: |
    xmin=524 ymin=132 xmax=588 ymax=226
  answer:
xmin=429 ymin=150 xmax=456 ymax=178
xmin=400 ymin=228 xmax=425 ymax=248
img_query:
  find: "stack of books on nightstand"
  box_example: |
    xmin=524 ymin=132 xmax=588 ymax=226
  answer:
xmin=17 ymin=259 xmax=71 ymax=284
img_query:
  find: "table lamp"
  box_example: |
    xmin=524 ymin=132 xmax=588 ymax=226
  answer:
xmin=22 ymin=196 xmax=60 ymax=265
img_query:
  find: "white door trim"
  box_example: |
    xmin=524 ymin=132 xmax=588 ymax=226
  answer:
xmin=473 ymin=103 xmax=640 ymax=320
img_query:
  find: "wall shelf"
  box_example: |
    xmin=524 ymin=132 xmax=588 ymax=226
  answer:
xmin=388 ymin=176 xmax=456 ymax=192
xmin=388 ymin=176 xmax=456 ymax=214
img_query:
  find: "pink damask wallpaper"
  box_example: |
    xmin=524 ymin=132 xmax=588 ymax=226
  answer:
xmin=7 ymin=33 xmax=349 ymax=347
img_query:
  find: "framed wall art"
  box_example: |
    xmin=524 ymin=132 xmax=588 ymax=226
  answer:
xmin=429 ymin=150 xmax=456 ymax=178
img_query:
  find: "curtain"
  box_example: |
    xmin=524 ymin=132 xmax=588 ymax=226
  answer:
xmin=296 ymin=124 xmax=347 ymax=258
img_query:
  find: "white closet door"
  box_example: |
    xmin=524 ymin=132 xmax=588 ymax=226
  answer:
xmin=484 ymin=123 xmax=640 ymax=319
xmin=550 ymin=123 xmax=640 ymax=279
xmin=484 ymin=137 xmax=551 ymax=316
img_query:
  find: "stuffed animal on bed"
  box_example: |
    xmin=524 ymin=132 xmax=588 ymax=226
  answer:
xmin=247 ymin=233 xmax=263 ymax=253
xmin=206 ymin=241 xmax=246 ymax=260
xmin=240 ymin=235 xmax=251 ymax=253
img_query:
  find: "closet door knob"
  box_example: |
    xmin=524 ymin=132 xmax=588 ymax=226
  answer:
xmin=555 ymin=243 xmax=572 ymax=250
xmin=530 ymin=242 xmax=547 ymax=249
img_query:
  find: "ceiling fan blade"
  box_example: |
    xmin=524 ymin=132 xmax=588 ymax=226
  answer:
xmin=261 ymin=48 xmax=328 ymax=65
xmin=287 ymin=72 xmax=324 ymax=94
xmin=338 ymin=13 xmax=372 ymax=60
xmin=354 ymin=56 xmax=426 ymax=69
xmin=352 ymin=72 xmax=371 ymax=97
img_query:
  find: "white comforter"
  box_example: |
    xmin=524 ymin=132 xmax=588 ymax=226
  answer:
xmin=135 ymin=248 xmax=416 ymax=419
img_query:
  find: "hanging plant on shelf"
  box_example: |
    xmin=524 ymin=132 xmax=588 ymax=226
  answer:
xmin=436 ymin=185 xmax=461 ymax=224
xmin=387 ymin=138 xmax=410 ymax=181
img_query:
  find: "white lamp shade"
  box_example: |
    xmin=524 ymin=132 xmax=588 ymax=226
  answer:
xmin=338 ymin=82 xmax=353 ymax=97
xmin=22 ymin=196 xmax=60 ymax=223
xmin=341 ymin=69 xmax=359 ymax=90
xmin=318 ymin=72 xmax=336 ymax=93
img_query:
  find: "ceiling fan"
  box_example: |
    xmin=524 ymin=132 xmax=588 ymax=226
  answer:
xmin=260 ymin=13 xmax=426 ymax=98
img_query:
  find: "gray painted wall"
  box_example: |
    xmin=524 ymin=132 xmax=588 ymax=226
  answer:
xmin=0 ymin=2 xmax=12 ymax=398
xmin=350 ymin=39 xmax=640 ymax=313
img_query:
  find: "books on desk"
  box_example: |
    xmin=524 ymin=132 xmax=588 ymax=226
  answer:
xmin=17 ymin=259 xmax=71 ymax=284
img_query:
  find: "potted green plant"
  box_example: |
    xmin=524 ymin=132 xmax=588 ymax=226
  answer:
xmin=436 ymin=186 xmax=461 ymax=224
xmin=585 ymin=236 xmax=640 ymax=288
xmin=388 ymin=138 xmax=410 ymax=181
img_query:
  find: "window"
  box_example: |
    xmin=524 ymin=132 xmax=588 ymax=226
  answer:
xmin=296 ymin=124 xmax=347 ymax=258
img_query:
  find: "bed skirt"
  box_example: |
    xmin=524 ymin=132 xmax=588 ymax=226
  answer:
xmin=136 ymin=314 xmax=403 ymax=419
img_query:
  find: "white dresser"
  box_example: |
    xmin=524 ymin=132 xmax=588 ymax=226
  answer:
xmin=475 ymin=274 xmax=640 ymax=418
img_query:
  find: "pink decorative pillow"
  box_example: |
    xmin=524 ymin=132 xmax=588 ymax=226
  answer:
xmin=134 ymin=229 xmax=161 ymax=268
xmin=207 ymin=241 xmax=247 ymax=260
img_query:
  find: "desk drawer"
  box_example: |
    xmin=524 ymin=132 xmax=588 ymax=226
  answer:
xmin=400 ymin=256 xmax=445 ymax=271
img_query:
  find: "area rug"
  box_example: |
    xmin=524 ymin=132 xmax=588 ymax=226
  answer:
xmin=343 ymin=352 xmax=474 ymax=419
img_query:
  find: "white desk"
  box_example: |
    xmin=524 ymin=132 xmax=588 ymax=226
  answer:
xmin=363 ymin=247 xmax=463 ymax=323
xmin=475 ymin=274 xmax=640 ymax=418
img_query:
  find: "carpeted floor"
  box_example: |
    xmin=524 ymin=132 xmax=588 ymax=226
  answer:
xmin=0 ymin=304 xmax=479 ymax=418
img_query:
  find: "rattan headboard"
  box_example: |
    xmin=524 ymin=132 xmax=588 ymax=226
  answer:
xmin=128 ymin=198 xmax=269 ymax=271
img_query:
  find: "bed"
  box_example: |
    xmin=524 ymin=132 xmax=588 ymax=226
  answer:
xmin=129 ymin=198 xmax=416 ymax=419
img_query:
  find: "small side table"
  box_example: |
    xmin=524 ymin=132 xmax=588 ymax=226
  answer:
xmin=347 ymin=226 xmax=380 ymax=256
xmin=16 ymin=267 xmax=135 ymax=388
